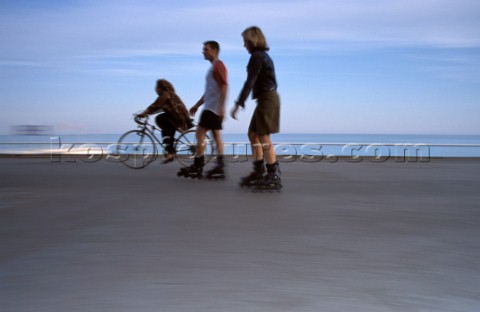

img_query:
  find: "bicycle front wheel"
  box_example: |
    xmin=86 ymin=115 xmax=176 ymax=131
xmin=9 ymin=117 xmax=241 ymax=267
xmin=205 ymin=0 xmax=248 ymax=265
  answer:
xmin=116 ymin=130 xmax=157 ymax=169
xmin=174 ymin=130 xmax=214 ymax=167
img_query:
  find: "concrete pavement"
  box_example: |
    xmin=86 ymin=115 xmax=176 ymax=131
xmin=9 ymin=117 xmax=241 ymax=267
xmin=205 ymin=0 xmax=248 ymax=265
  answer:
xmin=1 ymin=158 xmax=480 ymax=311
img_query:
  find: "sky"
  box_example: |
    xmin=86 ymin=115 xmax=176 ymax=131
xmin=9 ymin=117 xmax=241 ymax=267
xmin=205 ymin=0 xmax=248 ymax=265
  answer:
xmin=1 ymin=0 xmax=480 ymax=135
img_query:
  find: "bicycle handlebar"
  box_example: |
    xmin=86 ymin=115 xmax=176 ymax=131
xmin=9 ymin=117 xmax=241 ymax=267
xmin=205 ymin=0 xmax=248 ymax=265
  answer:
xmin=134 ymin=114 xmax=149 ymax=125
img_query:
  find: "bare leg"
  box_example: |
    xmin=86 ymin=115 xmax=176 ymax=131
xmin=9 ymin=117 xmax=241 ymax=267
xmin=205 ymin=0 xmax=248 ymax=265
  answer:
xmin=211 ymin=129 xmax=224 ymax=156
xmin=195 ymin=127 xmax=208 ymax=157
xmin=248 ymin=130 xmax=263 ymax=161
xmin=258 ymin=134 xmax=276 ymax=165
xmin=206 ymin=129 xmax=226 ymax=180
xmin=239 ymin=130 xmax=266 ymax=187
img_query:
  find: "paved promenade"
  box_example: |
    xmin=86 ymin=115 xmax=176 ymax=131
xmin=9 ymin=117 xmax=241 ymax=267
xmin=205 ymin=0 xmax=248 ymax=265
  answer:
xmin=1 ymin=157 xmax=480 ymax=312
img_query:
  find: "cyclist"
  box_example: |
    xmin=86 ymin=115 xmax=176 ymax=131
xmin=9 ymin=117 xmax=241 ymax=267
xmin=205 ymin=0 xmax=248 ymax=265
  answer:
xmin=138 ymin=79 xmax=193 ymax=163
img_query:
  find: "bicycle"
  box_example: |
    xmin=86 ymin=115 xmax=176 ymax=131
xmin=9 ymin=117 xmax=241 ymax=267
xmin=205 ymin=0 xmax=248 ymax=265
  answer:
xmin=116 ymin=114 xmax=214 ymax=169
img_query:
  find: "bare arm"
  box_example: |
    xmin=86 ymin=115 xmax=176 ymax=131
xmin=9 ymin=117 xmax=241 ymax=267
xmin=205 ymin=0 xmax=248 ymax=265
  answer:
xmin=213 ymin=60 xmax=228 ymax=118
xmin=218 ymin=84 xmax=228 ymax=118
xmin=190 ymin=95 xmax=204 ymax=117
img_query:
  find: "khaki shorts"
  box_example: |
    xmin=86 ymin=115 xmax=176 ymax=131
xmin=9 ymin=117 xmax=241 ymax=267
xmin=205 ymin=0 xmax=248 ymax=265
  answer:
xmin=249 ymin=90 xmax=280 ymax=135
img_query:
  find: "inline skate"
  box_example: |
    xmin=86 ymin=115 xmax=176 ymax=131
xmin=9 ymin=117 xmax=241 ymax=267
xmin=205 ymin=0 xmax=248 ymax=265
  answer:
xmin=205 ymin=156 xmax=226 ymax=180
xmin=239 ymin=160 xmax=265 ymax=188
xmin=250 ymin=162 xmax=282 ymax=192
xmin=177 ymin=156 xmax=204 ymax=179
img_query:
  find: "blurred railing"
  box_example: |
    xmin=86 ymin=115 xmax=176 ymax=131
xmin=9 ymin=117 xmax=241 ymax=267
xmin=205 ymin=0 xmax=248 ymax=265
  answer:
xmin=1 ymin=141 xmax=480 ymax=162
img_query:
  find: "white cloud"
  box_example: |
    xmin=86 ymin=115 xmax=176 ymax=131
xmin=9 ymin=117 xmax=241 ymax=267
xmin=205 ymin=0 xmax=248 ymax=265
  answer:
xmin=1 ymin=0 xmax=479 ymax=64
xmin=269 ymin=0 xmax=480 ymax=47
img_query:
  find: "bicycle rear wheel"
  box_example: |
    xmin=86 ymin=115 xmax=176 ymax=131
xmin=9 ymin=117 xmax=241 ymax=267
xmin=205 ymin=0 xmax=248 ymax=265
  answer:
xmin=116 ymin=130 xmax=157 ymax=169
xmin=174 ymin=130 xmax=214 ymax=167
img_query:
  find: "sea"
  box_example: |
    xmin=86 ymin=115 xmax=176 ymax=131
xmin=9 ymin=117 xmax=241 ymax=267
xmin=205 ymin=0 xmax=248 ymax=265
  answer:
xmin=1 ymin=133 xmax=480 ymax=159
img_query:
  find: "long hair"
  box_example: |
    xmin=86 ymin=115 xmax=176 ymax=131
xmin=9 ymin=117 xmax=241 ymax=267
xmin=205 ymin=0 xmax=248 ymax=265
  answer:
xmin=155 ymin=79 xmax=190 ymax=130
xmin=242 ymin=26 xmax=269 ymax=51
xmin=156 ymin=79 xmax=175 ymax=93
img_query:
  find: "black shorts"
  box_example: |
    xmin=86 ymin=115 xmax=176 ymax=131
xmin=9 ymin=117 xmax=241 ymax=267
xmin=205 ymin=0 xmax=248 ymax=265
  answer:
xmin=198 ymin=110 xmax=223 ymax=130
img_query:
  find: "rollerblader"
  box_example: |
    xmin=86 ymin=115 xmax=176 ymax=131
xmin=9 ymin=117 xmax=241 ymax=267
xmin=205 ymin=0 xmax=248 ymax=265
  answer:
xmin=178 ymin=40 xmax=228 ymax=180
xmin=231 ymin=26 xmax=282 ymax=192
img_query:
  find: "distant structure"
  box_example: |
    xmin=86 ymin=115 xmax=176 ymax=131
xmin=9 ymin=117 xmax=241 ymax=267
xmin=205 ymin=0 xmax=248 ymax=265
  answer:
xmin=10 ymin=125 xmax=54 ymax=136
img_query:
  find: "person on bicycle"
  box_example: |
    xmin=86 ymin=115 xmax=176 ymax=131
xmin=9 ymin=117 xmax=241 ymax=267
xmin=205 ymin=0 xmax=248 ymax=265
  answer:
xmin=138 ymin=79 xmax=193 ymax=163
xmin=178 ymin=40 xmax=228 ymax=179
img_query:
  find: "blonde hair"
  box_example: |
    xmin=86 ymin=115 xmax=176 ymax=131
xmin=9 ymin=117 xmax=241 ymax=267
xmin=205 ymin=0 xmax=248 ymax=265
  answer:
xmin=242 ymin=26 xmax=269 ymax=51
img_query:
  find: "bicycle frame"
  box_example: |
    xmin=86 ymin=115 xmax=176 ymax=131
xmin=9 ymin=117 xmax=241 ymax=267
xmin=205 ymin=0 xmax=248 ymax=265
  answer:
xmin=134 ymin=115 xmax=166 ymax=149
xmin=116 ymin=114 xmax=214 ymax=169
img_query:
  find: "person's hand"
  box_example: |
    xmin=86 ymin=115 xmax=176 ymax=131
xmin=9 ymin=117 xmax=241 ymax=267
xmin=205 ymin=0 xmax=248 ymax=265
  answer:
xmin=230 ymin=105 xmax=239 ymax=120
xmin=189 ymin=105 xmax=198 ymax=117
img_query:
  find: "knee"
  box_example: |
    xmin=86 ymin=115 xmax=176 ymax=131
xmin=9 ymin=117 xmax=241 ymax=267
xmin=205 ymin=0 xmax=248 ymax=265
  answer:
xmin=248 ymin=131 xmax=258 ymax=143
xmin=196 ymin=129 xmax=207 ymax=146
xmin=258 ymin=135 xmax=273 ymax=151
